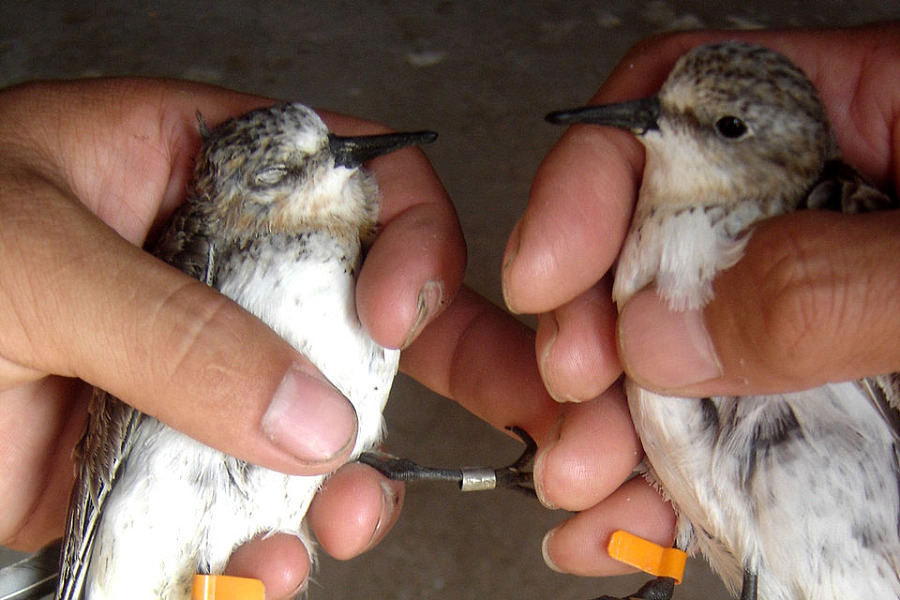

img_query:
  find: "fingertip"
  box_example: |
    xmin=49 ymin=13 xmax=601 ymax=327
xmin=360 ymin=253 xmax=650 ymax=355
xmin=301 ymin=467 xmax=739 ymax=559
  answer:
xmin=401 ymin=279 xmax=446 ymax=350
xmin=308 ymin=462 xmax=404 ymax=560
xmin=356 ymin=203 xmax=463 ymax=350
xmin=501 ymin=219 xmax=523 ymax=314
xmin=541 ymin=477 xmax=675 ymax=577
xmin=536 ymin=282 xmax=621 ymax=403
xmin=260 ymin=364 xmax=359 ymax=468
xmin=508 ymin=124 xmax=641 ymax=315
xmin=224 ymin=534 xmax=310 ymax=600
xmin=617 ymin=290 xmax=724 ymax=394
xmin=534 ymin=388 xmax=641 ymax=512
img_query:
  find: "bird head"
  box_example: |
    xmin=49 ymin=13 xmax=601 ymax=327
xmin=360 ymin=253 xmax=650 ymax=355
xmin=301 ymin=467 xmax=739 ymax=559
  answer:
xmin=547 ymin=42 xmax=836 ymax=213
xmin=193 ymin=103 xmax=436 ymax=242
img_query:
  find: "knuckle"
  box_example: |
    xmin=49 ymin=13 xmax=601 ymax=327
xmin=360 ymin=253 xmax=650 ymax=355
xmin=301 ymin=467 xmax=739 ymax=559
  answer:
xmin=144 ymin=281 xmax=238 ymax=401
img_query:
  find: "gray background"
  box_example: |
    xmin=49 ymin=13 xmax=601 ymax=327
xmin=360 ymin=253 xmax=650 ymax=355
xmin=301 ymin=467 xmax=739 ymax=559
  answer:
xmin=2 ymin=2 xmax=898 ymax=599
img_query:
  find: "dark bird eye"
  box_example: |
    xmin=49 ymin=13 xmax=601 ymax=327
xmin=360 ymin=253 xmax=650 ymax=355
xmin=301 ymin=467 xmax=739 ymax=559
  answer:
xmin=715 ymin=116 xmax=748 ymax=139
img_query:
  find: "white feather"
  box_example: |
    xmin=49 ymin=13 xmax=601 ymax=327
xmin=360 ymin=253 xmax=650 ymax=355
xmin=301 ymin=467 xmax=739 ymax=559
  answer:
xmin=630 ymin=382 xmax=900 ymax=599
xmin=613 ymin=201 xmax=763 ymax=311
xmin=83 ymin=233 xmax=398 ymax=600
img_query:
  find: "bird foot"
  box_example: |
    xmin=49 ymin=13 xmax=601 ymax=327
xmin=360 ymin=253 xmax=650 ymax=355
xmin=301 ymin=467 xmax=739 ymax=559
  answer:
xmin=593 ymin=576 xmax=675 ymax=600
xmin=358 ymin=426 xmax=536 ymax=498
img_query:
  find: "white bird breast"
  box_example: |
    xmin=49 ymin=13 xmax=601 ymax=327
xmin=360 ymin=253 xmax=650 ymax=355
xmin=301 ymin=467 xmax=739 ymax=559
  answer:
xmin=86 ymin=232 xmax=399 ymax=600
xmin=217 ymin=232 xmax=400 ymax=455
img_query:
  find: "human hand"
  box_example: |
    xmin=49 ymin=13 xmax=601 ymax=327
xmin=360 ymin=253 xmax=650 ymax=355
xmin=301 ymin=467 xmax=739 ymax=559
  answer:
xmin=502 ymin=23 xmax=900 ymax=576
xmin=0 ymin=78 xmax=465 ymax=597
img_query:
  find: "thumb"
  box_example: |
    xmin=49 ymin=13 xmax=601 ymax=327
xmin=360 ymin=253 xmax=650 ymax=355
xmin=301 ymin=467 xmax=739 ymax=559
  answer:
xmin=0 ymin=168 xmax=358 ymax=477
xmin=617 ymin=209 xmax=900 ymax=396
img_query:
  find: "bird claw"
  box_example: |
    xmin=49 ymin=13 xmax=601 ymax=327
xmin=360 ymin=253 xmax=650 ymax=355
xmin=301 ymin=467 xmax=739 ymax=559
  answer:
xmin=493 ymin=426 xmax=537 ymax=497
xmin=357 ymin=426 xmax=536 ymax=498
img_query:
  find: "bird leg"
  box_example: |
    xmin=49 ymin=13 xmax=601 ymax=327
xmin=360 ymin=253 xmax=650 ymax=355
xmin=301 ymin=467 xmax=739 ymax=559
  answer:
xmin=593 ymin=576 xmax=676 ymax=600
xmin=357 ymin=426 xmax=536 ymax=498
xmin=590 ymin=568 xmax=756 ymax=600
xmin=740 ymin=570 xmax=757 ymax=600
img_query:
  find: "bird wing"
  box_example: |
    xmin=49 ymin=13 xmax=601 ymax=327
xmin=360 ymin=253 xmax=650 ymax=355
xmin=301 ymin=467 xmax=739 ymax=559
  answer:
xmin=860 ymin=376 xmax=900 ymax=446
xmin=804 ymin=159 xmax=898 ymax=213
xmin=55 ymin=391 xmax=142 ymax=600
xmin=152 ymin=198 xmax=219 ymax=286
xmin=56 ymin=200 xmax=219 ymax=600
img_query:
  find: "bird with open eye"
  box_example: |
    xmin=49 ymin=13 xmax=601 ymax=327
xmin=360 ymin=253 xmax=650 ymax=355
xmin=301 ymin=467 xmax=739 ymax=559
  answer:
xmin=548 ymin=42 xmax=900 ymax=600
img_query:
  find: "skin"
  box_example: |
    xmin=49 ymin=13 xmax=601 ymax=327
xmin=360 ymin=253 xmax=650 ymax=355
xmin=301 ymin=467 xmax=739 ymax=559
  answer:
xmin=505 ymin=24 xmax=900 ymax=577
xmin=0 ymin=78 xmax=568 ymax=598
xmin=5 ymin=23 xmax=898 ymax=596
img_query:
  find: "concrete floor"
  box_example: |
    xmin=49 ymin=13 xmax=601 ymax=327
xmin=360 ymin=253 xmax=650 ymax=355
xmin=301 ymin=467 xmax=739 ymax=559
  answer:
xmin=2 ymin=2 xmax=899 ymax=598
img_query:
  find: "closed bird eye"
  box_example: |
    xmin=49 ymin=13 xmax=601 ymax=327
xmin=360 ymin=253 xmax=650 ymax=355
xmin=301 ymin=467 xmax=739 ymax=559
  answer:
xmin=715 ymin=116 xmax=749 ymax=139
xmin=253 ymin=165 xmax=289 ymax=187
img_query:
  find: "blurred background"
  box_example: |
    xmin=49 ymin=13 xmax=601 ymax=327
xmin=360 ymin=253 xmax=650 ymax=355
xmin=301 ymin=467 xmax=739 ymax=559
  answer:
xmin=2 ymin=2 xmax=898 ymax=598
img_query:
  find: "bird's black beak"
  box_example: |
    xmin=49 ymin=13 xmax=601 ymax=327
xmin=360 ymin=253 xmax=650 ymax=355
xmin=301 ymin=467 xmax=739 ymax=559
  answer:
xmin=328 ymin=130 xmax=438 ymax=169
xmin=545 ymin=96 xmax=661 ymax=134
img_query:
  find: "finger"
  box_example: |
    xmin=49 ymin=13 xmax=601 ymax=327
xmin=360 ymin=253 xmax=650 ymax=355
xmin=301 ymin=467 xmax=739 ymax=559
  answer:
xmin=0 ymin=80 xmax=358 ymax=475
xmin=535 ymin=277 xmax=621 ymax=403
xmin=400 ymin=286 xmax=561 ymax=443
xmin=225 ymin=534 xmax=310 ymax=600
xmin=501 ymin=120 xmax=642 ymax=315
xmin=619 ymin=210 xmax=900 ymax=396
xmin=308 ymin=462 xmax=404 ymax=560
xmin=0 ymin=188 xmax=358 ymax=474
xmin=500 ymin=27 xmax=687 ymax=316
xmin=1 ymin=80 xmax=274 ymax=245
xmin=356 ymin=156 xmax=464 ymax=350
xmin=541 ymin=477 xmax=675 ymax=577
xmin=0 ymin=377 xmax=89 ymax=549
xmin=533 ymin=384 xmax=642 ymax=512
xmin=316 ymin=112 xmax=465 ymax=351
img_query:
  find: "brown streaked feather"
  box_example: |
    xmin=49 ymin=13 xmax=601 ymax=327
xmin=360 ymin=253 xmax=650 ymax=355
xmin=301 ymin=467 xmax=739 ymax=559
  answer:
xmin=805 ymin=159 xmax=898 ymax=213
xmin=152 ymin=200 xmax=219 ymax=286
xmin=56 ymin=392 xmax=142 ymax=600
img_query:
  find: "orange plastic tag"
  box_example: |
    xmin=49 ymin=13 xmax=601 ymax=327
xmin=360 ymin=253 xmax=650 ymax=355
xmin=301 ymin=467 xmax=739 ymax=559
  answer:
xmin=191 ymin=574 xmax=265 ymax=600
xmin=606 ymin=530 xmax=687 ymax=584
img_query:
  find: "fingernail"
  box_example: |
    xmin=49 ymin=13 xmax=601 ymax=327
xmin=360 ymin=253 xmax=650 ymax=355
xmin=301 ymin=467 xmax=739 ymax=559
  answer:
xmin=533 ymin=450 xmax=559 ymax=510
xmin=618 ymin=291 xmax=723 ymax=390
xmin=365 ymin=480 xmax=402 ymax=552
xmin=537 ymin=312 xmax=577 ymax=404
xmin=401 ymin=279 xmax=443 ymax=350
xmin=501 ymin=220 xmax=522 ymax=313
xmin=262 ymin=365 xmax=358 ymax=464
xmin=542 ymin=528 xmax=564 ymax=572
xmin=288 ymin=579 xmax=308 ymax=599
xmin=533 ymin=418 xmax=562 ymax=510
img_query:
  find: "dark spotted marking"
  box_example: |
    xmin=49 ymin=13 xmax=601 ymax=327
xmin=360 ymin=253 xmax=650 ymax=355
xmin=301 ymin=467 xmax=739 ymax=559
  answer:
xmin=746 ymin=404 xmax=803 ymax=485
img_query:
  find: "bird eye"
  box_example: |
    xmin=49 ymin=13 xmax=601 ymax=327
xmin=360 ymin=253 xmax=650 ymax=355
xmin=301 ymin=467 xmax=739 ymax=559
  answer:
xmin=253 ymin=165 xmax=289 ymax=187
xmin=715 ymin=116 xmax=748 ymax=139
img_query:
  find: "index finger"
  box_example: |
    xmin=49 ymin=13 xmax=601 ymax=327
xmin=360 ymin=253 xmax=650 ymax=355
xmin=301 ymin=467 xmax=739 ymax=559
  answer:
xmin=500 ymin=44 xmax=655 ymax=315
xmin=317 ymin=111 xmax=465 ymax=352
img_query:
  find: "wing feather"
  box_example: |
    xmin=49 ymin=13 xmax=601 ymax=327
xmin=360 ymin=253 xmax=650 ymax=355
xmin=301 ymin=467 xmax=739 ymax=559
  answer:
xmin=55 ymin=199 xmax=217 ymax=600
